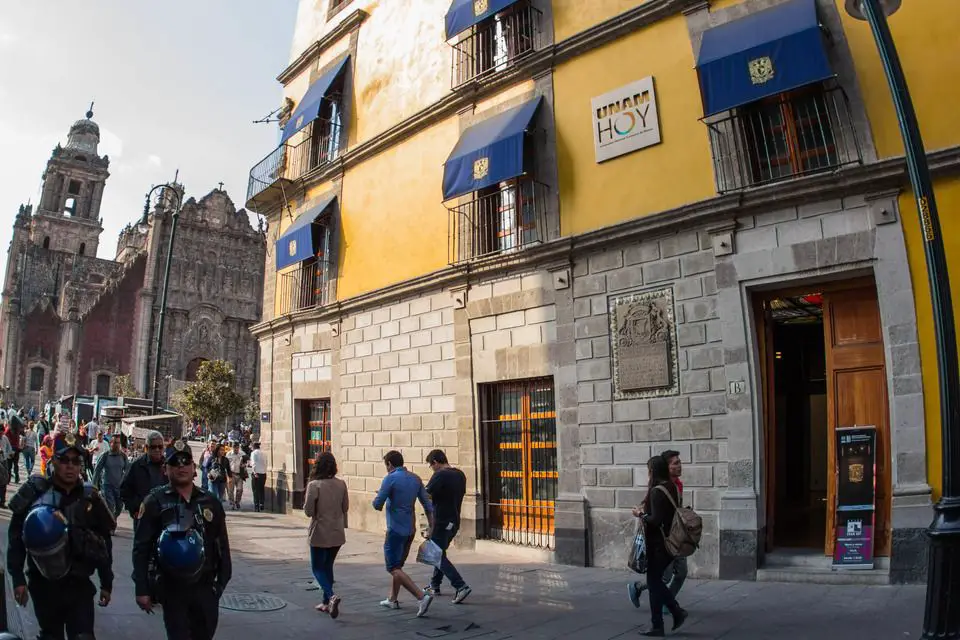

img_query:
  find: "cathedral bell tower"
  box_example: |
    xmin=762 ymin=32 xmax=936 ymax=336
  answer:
xmin=31 ymin=104 xmax=109 ymax=257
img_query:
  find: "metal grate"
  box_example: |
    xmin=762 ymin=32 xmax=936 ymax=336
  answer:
xmin=480 ymin=378 xmax=557 ymax=549
xmin=304 ymin=399 xmax=331 ymax=479
xmin=706 ymin=84 xmax=862 ymax=193
xmin=451 ymin=2 xmax=543 ymax=89
xmin=246 ymin=113 xmax=343 ymax=204
xmin=278 ymin=258 xmax=331 ymax=315
xmin=447 ymin=178 xmax=549 ymax=265
xmin=328 ymin=0 xmax=352 ymax=17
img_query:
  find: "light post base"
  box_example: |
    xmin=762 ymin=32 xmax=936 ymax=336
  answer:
xmin=922 ymin=496 xmax=960 ymax=638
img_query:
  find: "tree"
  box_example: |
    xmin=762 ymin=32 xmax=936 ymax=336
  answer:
xmin=243 ymin=388 xmax=260 ymax=425
xmin=171 ymin=360 xmax=245 ymax=431
xmin=112 ymin=374 xmax=140 ymax=399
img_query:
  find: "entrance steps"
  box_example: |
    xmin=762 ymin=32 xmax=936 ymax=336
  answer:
xmin=756 ymin=550 xmax=890 ymax=586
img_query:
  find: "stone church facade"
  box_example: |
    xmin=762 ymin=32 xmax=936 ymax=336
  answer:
xmin=0 ymin=110 xmax=265 ymax=408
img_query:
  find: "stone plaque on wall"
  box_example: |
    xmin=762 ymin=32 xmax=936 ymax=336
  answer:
xmin=610 ymin=287 xmax=680 ymax=399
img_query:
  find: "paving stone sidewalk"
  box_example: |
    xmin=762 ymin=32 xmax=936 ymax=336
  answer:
xmin=0 ymin=479 xmax=926 ymax=639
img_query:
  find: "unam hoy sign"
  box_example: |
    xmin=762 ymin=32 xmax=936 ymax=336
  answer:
xmin=591 ymin=76 xmax=661 ymax=163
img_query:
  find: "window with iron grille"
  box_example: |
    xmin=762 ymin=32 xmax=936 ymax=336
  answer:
xmin=278 ymin=220 xmax=333 ymax=315
xmin=451 ymin=2 xmax=543 ymax=89
xmin=480 ymin=378 xmax=557 ymax=549
xmin=303 ymin=399 xmax=332 ymax=479
xmin=706 ymin=83 xmax=862 ymax=193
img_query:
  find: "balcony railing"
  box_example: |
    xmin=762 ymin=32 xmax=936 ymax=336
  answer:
xmin=451 ymin=2 xmax=543 ymax=89
xmin=447 ymin=178 xmax=550 ymax=265
xmin=278 ymin=258 xmax=331 ymax=315
xmin=246 ymin=119 xmax=343 ymax=206
xmin=706 ymin=85 xmax=862 ymax=193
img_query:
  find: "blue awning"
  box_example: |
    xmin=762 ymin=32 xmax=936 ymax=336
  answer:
xmin=275 ymin=193 xmax=336 ymax=270
xmin=280 ymin=56 xmax=349 ymax=144
xmin=696 ymin=0 xmax=833 ymax=117
xmin=445 ymin=0 xmax=521 ymax=40
xmin=442 ymin=96 xmax=541 ymax=201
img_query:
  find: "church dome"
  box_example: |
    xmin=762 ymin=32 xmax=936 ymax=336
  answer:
xmin=65 ymin=105 xmax=100 ymax=155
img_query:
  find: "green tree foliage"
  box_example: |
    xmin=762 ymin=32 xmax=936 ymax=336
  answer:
xmin=171 ymin=360 xmax=245 ymax=428
xmin=112 ymin=374 xmax=140 ymax=399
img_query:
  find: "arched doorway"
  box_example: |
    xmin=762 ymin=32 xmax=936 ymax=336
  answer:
xmin=185 ymin=357 xmax=209 ymax=382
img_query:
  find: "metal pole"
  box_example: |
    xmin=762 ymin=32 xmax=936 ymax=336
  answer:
xmin=149 ymin=186 xmax=183 ymax=414
xmin=856 ymin=0 xmax=960 ymax=635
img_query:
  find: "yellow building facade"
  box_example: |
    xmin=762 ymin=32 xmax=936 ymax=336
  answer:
xmin=247 ymin=0 xmax=960 ymax=583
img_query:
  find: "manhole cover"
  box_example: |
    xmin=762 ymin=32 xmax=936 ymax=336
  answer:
xmin=219 ymin=593 xmax=288 ymax=612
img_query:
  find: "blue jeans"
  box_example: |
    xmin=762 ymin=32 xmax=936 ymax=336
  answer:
xmin=430 ymin=524 xmax=466 ymax=591
xmin=310 ymin=546 xmax=340 ymax=604
xmin=208 ymin=480 xmax=225 ymax=501
xmin=21 ymin=449 xmax=35 ymax=475
xmin=101 ymin=484 xmax=122 ymax=517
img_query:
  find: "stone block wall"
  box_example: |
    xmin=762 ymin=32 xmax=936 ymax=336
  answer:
xmin=336 ymin=291 xmax=460 ymax=534
xmin=572 ymin=231 xmax=725 ymax=577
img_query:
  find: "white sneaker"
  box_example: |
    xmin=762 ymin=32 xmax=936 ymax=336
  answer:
xmin=416 ymin=593 xmax=433 ymax=618
xmin=379 ymin=599 xmax=399 ymax=609
xmin=453 ymin=586 xmax=472 ymax=604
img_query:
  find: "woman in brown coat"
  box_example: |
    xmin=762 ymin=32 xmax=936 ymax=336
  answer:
xmin=304 ymin=451 xmax=349 ymax=618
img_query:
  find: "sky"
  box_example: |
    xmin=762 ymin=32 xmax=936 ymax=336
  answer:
xmin=0 ymin=0 xmax=298 ymax=270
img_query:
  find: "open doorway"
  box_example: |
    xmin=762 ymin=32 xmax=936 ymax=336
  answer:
xmin=757 ymin=278 xmax=892 ymax=558
xmin=766 ymin=293 xmax=827 ymax=550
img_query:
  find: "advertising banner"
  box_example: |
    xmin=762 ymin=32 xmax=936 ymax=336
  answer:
xmin=832 ymin=426 xmax=877 ymax=569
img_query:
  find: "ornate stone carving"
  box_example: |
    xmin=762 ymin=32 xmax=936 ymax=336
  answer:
xmin=609 ymin=287 xmax=680 ymax=399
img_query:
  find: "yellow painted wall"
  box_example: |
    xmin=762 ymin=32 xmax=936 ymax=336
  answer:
xmin=837 ymin=0 xmax=960 ymax=157
xmin=900 ymin=177 xmax=960 ymax=502
xmin=554 ymin=14 xmax=715 ymax=236
xmin=336 ymin=117 xmax=458 ymax=298
xmin=553 ymin=0 xmax=649 ymax=42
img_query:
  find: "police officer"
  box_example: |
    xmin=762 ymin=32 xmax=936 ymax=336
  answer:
xmin=132 ymin=439 xmax=231 ymax=639
xmin=6 ymin=433 xmax=116 ymax=639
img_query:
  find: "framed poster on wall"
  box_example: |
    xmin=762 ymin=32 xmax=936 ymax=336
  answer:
xmin=832 ymin=425 xmax=877 ymax=570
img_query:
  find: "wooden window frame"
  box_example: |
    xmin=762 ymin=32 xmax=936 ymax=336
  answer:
xmin=303 ymin=399 xmax=332 ymax=479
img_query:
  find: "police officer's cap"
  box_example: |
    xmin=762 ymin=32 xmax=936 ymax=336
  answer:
xmin=166 ymin=439 xmax=194 ymax=466
xmin=53 ymin=432 xmax=84 ymax=458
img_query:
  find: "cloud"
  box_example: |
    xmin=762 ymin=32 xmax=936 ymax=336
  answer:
xmin=0 ymin=32 xmax=18 ymax=48
xmin=98 ymin=127 xmax=124 ymax=158
xmin=147 ymin=154 xmax=162 ymax=168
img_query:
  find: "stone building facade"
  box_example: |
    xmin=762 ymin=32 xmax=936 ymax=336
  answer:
xmin=0 ymin=111 xmax=265 ymax=407
xmin=246 ymin=0 xmax=960 ymax=586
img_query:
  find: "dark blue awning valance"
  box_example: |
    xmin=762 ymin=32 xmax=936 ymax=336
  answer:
xmin=696 ymin=0 xmax=833 ymax=117
xmin=275 ymin=193 xmax=336 ymax=270
xmin=280 ymin=56 xmax=349 ymax=144
xmin=445 ymin=0 xmax=521 ymax=40
xmin=442 ymin=96 xmax=541 ymax=201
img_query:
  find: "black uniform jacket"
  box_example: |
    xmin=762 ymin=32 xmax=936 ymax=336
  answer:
xmin=6 ymin=477 xmax=116 ymax=591
xmin=131 ymin=483 xmax=232 ymax=598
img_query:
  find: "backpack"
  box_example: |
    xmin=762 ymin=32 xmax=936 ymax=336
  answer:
xmin=655 ymin=484 xmax=702 ymax=558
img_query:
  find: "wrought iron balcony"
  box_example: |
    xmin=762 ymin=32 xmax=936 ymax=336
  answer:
xmin=278 ymin=258 xmax=331 ymax=315
xmin=245 ymin=120 xmax=343 ymax=210
xmin=447 ymin=178 xmax=550 ymax=265
xmin=451 ymin=2 xmax=543 ymax=90
xmin=705 ymin=85 xmax=862 ymax=193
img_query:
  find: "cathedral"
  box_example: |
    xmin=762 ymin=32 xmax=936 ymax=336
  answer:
xmin=0 ymin=109 xmax=265 ymax=408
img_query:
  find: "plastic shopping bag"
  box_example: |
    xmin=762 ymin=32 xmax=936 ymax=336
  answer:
xmin=416 ymin=539 xmax=444 ymax=569
xmin=627 ymin=527 xmax=647 ymax=574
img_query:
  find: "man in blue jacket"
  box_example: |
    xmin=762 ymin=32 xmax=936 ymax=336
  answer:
xmin=373 ymin=450 xmax=435 ymax=618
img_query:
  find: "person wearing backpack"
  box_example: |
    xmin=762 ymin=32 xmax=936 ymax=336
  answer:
xmin=661 ymin=450 xmax=688 ymax=601
xmin=632 ymin=456 xmax=687 ymax=636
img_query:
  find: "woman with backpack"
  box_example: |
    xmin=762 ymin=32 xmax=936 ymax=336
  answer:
xmin=632 ymin=455 xmax=687 ymax=636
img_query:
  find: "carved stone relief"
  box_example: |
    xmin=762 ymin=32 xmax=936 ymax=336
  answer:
xmin=609 ymin=287 xmax=680 ymax=399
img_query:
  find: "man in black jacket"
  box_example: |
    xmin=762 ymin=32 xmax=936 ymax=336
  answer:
xmin=120 ymin=431 xmax=167 ymax=528
xmin=7 ymin=432 xmax=116 ymax=638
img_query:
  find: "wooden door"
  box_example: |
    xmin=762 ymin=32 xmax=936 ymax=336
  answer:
xmin=302 ymin=400 xmax=331 ymax=480
xmin=823 ymin=287 xmax=891 ymax=557
xmin=755 ymin=300 xmax=778 ymax=552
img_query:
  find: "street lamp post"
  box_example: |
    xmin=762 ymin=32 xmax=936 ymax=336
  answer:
xmin=144 ymin=183 xmax=184 ymax=415
xmin=844 ymin=0 xmax=960 ymax=636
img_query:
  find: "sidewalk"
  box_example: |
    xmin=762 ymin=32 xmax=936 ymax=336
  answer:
xmin=0 ymin=482 xmax=926 ymax=639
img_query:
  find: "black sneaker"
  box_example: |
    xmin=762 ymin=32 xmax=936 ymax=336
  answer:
xmin=423 ymin=585 xmax=441 ymax=597
xmin=672 ymin=608 xmax=688 ymax=631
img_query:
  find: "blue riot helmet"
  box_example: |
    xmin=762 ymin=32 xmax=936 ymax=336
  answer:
xmin=22 ymin=505 xmax=72 ymax=581
xmin=156 ymin=514 xmax=205 ymax=582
